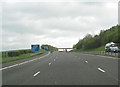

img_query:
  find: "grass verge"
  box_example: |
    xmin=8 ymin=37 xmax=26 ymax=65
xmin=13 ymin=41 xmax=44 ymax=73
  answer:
xmin=71 ymin=46 xmax=105 ymax=52
xmin=1 ymin=49 xmax=46 ymax=63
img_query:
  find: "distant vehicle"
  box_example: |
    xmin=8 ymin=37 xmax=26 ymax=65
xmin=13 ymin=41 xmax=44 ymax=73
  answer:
xmin=50 ymin=48 xmax=54 ymax=53
xmin=50 ymin=50 xmax=53 ymax=53
xmin=105 ymin=42 xmax=119 ymax=53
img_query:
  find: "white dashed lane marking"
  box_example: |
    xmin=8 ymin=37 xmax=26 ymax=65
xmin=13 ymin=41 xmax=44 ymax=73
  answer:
xmin=49 ymin=62 xmax=52 ymax=66
xmin=33 ymin=71 xmax=40 ymax=77
xmin=85 ymin=61 xmax=88 ymax=63
xmin=98 ymin=68 xmax=105 ymax=73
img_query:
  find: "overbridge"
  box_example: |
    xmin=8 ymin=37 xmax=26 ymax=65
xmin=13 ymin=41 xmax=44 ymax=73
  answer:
xmin=57 ymin=48 xmax=73 ymax=52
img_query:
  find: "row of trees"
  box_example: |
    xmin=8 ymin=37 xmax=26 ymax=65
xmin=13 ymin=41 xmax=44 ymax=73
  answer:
xmin=41 ymin=44 xmax=58 ymax=51
xmin=73 ymin=25 xmax=120 ymax=50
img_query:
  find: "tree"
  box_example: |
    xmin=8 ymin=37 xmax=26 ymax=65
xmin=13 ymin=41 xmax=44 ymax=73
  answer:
xmin=73 ymin=25 xmax=119 ymax=50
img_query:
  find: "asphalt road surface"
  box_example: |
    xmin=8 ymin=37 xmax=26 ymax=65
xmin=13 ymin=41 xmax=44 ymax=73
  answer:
xmin=2 ymin=52 xmax=119 ymax=85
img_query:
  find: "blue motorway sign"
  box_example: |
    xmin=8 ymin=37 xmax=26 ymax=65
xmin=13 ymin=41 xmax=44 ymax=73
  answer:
xmin=31 ymin=45 xmax=40 ymax=52
xmin=44 ymin=46 xmax=48 ymax=50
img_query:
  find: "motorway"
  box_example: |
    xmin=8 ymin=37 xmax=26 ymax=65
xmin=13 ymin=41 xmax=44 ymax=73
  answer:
xmin=2 ymin=52 xmax=119 ymax=85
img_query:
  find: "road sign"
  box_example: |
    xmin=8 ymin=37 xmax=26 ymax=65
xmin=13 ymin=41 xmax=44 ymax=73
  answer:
xmin=31 ymin=45 xmax=40 ymax=52
xmin=44 ymin=46 xmax=48 ymax=50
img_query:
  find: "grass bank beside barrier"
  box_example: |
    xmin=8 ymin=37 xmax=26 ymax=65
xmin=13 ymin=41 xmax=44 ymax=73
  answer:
xmin=71 ymin=45 xmax=120 ymax=52
xmin=70 ymin=46 xmax=120 ymax=58
xmin=1 ymin=49 xmax=46 ymax=63
xmin=80 ymin=51 xmax=120 ymax=58
xmin=71 ymin=46 xmax=105 ymax=52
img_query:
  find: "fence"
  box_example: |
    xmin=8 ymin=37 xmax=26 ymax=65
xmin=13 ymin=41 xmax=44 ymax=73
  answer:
xmin=81 ymin=51 xmax=120 ymax=58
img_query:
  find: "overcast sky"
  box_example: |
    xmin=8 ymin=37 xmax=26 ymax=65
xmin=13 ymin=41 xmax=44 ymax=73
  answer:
xmin=1 ymin=0 xmax=119 ymax=51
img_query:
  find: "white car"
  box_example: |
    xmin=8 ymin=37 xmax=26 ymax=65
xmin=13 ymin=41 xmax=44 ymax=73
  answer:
xmin=105 ymin=42 xmax=119 ymax=53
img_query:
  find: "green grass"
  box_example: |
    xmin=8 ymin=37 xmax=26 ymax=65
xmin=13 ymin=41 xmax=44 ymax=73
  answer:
xmin=1 ymin=49 xmax=46 ymax=63
xmin=87 ymin=46 xmax=105 ymax=51
xmin=71 ymin=46 xmax=105 ymax=52
xmin=118 ymin=46 xmax=120 ymax=49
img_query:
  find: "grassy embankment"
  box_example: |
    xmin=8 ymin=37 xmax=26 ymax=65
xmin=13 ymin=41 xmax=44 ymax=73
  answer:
xmin=71 ymin=46 xmax=105 ymax=52
xmin=0 ymin=49 xmax=46 ymax=63
xmin=71 ymin=45 xmax=120 ymax=52
xmin=72 ymin=25 xmax=120 ymax=52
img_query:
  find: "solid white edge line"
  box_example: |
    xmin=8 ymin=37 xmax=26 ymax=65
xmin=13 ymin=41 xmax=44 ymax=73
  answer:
xmin=98 ymin=68 xmax=105 ymax=73
xmin=80 ymin=53 xmax=119 ymax=59
xmin=0 ymin=52 xmax=50 ymax=71
xmin=33 ymin=71 xmax=40 ymax=77
xmin=54 ymin=59 xmax=55 ymax=61
xmin=96 ymin=55 xmax=119 ymax=59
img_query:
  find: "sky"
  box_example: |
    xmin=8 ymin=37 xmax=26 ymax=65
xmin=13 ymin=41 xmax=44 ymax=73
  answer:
xmin=1 ymin=0 xmax=119 ymax=51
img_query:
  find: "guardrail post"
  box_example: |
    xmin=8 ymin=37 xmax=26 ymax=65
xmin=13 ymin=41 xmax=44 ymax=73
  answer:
xmin=103 ymin=51 xmax=104 ymax=55
xmin=118 ymin=52 xmax=120 ymax=58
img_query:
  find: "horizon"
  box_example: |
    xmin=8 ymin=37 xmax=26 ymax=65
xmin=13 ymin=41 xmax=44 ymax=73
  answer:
xmin=1 ymin=24 xmax=118 ymax=52
xmin=1 ymin=1 xmax=118 ymax=51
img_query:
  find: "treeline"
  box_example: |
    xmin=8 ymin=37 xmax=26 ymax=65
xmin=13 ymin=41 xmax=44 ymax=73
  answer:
xmin=73 ymin=25 xmax=120 ymax=50
xmin=41 ymin=44 xmax=58 ymax=51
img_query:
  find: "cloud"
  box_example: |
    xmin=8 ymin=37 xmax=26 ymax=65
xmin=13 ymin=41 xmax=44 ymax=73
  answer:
xmin=118 ymin=1 xmax=120 ymax=25
xmin=2 ymin=1 xmax=118 ymax=51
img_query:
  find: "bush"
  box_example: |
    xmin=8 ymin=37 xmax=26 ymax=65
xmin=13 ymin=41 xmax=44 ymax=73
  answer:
xmin=2 ymin=49 xmax=32 ymax=58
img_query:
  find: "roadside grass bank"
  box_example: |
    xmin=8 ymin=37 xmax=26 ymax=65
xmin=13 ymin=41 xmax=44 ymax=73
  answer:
xmin=0 ymin=49 xmax=46 ymax=63
xmin=71 ymin=46 xmax=105 ymax=52
xmin=71 ymin=46 xmax=120 ymax=58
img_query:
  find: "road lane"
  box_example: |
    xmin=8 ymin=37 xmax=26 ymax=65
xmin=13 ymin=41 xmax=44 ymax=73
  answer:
xmin=71 ymin=52 xmax=118 ymax=80
xmin=2 ymin=52 xmax=57 ymax=85
xmin=2 ymin=52 xmax=118 ymax=85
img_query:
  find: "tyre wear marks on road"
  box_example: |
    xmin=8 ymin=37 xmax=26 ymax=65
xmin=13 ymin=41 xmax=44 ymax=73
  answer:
xmin=33 ymin=71 xmax=40 ymax=77
xmin=55 ymin=56 xmax=58 ymax=59
xmin=75 ymin=56 xmax=77 ymax=58
xmin=98 ymin=68 xmax=105 ymax=73
xmin=54 ymin=81 xmax=58 ymax=85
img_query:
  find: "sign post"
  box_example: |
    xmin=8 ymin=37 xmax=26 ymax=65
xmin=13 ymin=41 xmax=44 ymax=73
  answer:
xmin=31 ymin=45 xmax=40 ymax=52
xmin=44 ymin=46 xmax=48 ymax=50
